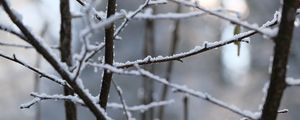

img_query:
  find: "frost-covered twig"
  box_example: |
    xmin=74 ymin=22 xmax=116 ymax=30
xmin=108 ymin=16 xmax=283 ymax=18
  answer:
xmin=115 ymin=12 xmax=279 ymax=68
xmin=0 ymin=23 xmax=26 ymax=40
xmin=108 ymin=100 xmax=174 ymax=112
xmin=114 ymin=0 xmax=151 ymax=37
xmin=20 ymin=92 xmax=113 ymax=120
xmin=1 ymin=1 xmax=107 ymax=118
xmin=286 ymin=77 xmax=300 ymax=86
xmin=169 ymin=0 xmax=275 ymax=37
xmin=20 ymin=92 xmax=82 ymax=109
xmin=112 ymin=80 xmax=134 ymax=120
xmin=0 ymin=53 xmax=67 ymax=86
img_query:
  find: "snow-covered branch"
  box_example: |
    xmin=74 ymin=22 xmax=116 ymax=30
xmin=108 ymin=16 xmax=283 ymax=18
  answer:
xmin=21 ymin=92 xmax=173 ymax=113
xmin=114 ymin=0 xmax=152 ymax=37
xmin=115 ymin=12 xmax=279 ymax=68
xmin=108 ymin=100 xmax=174 ymax=112
xmin=0 ymin=53 xmax=67 ymax=86
xmin=0 ymin=23 xmax=26 ymax=40
xmin=1 ymin=0 xmax=107 ymax=118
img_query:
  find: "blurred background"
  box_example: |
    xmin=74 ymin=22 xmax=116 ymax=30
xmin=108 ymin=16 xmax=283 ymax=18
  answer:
xmin=0 ymin=0 xmax=299 ymax=120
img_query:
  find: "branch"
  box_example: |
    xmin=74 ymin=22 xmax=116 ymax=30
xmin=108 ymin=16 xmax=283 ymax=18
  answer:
xmin=88 ymin=63 xmax=260 ymax=119
xmin=115 ymin=12 xmax=279 ymax=68
xmin=1 ymin=1 xmax=107 ymax=118
xmin=0 ymin=53 xmax=67 ymax=86
xmin=114 ymin=0 xmax=151 ymax=37
xmin=108 ymin=100 xmax=174 ymax=112
xmin=261 ymin=0 xmax=300 ymax=119
xmin=112 ymin=80 xmax=134 ymax=120
xmin=169 ymin=0 xmax=276 ymax=37
xmin=22 ymin=92 xmax=174 ymax=113
xmin=0 ymin=23 xmax=26 ymax=40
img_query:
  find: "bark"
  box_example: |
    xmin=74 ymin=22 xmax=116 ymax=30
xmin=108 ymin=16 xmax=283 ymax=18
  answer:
xmin=261 ymin=0 xmax=299 ymax=119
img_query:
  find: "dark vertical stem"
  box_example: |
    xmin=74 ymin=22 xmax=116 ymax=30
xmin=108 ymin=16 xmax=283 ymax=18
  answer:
xmin=142 ymin=6 xmax=156 ymax=120
xmin=158 ymin=5 xmax=181 ymax=120
xmin=60 ymin=0 xmax=77 ymax=120
xmin=261 ymin=0 xmax=299 ymax=120
xmin=183 ymin=96 xmax=189 ymax=120
xmin=99 ymin=0 xmax=116 ymax=110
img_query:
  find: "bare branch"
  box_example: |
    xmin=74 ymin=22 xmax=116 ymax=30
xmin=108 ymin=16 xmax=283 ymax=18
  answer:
xmin=1 ymin=1 xmax=107 ymax=118
xmin=115 ymin=12 xmax=279 ymax=68
xmin=88 ymin=63 xmax=260 ymax=119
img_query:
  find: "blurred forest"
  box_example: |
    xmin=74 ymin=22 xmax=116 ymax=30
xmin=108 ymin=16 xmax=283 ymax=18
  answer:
xmin=0 ymin=0 xmax=299 ymax=120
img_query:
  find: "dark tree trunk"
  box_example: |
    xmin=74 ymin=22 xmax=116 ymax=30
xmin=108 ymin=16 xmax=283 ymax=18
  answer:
xmin=261 ymin=0 xmax=299 ymax=119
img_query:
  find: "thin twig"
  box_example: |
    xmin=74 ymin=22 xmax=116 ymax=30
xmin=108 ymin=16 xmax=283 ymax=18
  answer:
xmin=112 ymin=80 xmax=134 ymax=120
xmin=0 ymin=53 xmax=67 ymax=86
xmin=0 ymin=23 xmax=26 ymax=40
xmin=114 ymin=0 xmax=151 ymax=37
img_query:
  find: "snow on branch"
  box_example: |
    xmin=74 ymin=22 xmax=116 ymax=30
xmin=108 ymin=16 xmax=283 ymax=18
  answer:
xmin=21 ymin=92 xmax=113 ymax=120
xmin=169 ymin=0 xmax=276 ymax=37
xmin=108 ymin=100 xmax=174 ymax=112
xmin=114 ymin=0 xmax=152 ymax=37
xmin=0 ymin=53 xmax=67 ymax=86
xmin=1 ymin=1 xmax=108 ymax=118
xmin=286 ymin=77 xmax=300 ymax=86
xmin=115 ymin=12 xmax=279 ymax=68
xmin=0 ymin=23 xmax=26 ymax=40
xmin=20 ymin=92 xmax=82 ymax=109
xmin=88 ymin=63 xmax=259 ymax=119
xmin=20 ymin=92 xmax=173 ymax=113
